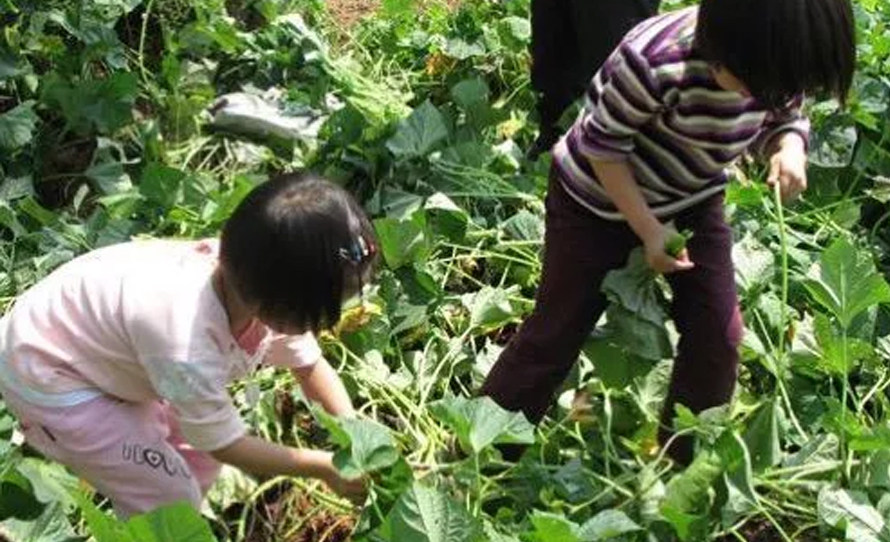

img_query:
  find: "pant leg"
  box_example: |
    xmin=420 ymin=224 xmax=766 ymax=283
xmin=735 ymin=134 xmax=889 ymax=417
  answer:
xmin=481 ymin=169 xmax=640 ymax=424
xmin=531 ymin=0 xmax=660 ymax=155
xmin=659 ymin=194 xmax=743 ymax=465
xmin=0 ymin=389 xmax=204 ymax=518
xmin=531 ymin=0 xmax=581 ymax=135
xmin=570 ymin=0 xmax=661 ymax=96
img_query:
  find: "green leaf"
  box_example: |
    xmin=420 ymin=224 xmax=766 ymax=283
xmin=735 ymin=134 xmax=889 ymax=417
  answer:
xmin=139 ymin=163 xmax=186 ymax=208
xmin=124 ymin=502 xmax=217 ymax=542
xmin=605 ymin=304 xmax=672 ymax=361
xmin=0 ymin=101 xmax=38 ymax=152
xmin=576 ymin=509 xmax=642 ymax=540
xmin=818 ymin=488 xmax=890 ymax=542
xmin=386 ymin=100 xmax=448 ymax=159
xmin=462 ymin=286 xmax=518 ymax=333
xmin=810 ymin=114 xmax=858 ymax=168
xmin=803 ymin=237 xmax=890 ymax=329
xmin=732 ymin=233 xmax=774 ymax=291
xmin=661 ymin=450 xmax=723 ymax=540
xmin=498 ymin=16 xmax=531 ymax=44
xmin=429 ymin=396 xmax=535 ymax=454
xmin=451 ymin=78 xmax=490 ymax=112
xmin=524 ymin=512 xmax=581 ymax=542
xmin=374 ymin=213 xmax=431 ymax=270
xmin=382 ymin=0 xmax=415 ymax=17
xmin=16 ymin=459 xmax=78 ymax=509
xmin=444 ymin=39 xmax=486 ymax=60
xmin=715 ymin=431 xmax=757 ymax=524
xmin=0 ymin=481 xmax=44 ymax=521
xmin=0 ymin=175 xmax=34 ymax=202
xmin=584 ymin=339 xmax=655 ymax=391
xmin=42 ymin=72 xmax=139 ymax=135
xmin=314 ymin=411 xmax=400 ymax=478
xmin=380 ymin=482 xmax=484 ymax=542
xmin=74 ymin=491 xmax=215 ymax=542
xmin=502 ymin=210 xmax=544 ymax=242
xmin=85 ymin=138 xmax=133 ymax=195
xmin=743 ymin=398 xmax=783 ymax=472
xmin=0 ymin=503 xmax=79 ymax=542
xmin=602 ymin=248 xmax=672 ymax=360
xmin=425 ymin=193 xmax=469 ymax=242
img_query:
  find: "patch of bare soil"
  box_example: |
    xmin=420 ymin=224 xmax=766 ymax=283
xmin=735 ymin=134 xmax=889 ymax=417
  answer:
xmin=326 ymin=0 xmax=462 ymax=29
xmin=225 ymin=480 xmax=356 ymax=542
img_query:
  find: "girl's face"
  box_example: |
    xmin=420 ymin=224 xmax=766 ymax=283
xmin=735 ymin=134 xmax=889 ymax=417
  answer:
xmin=711 ymin=65 xmax=751 ymax=97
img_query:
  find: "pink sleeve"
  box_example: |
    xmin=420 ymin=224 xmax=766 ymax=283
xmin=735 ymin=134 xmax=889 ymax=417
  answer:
xmin=264 ymin=332 xmax=322 ymax=369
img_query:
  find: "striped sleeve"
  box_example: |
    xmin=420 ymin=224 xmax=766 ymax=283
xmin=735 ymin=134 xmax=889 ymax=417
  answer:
xmin=750 ymin=96 xmax=811 ymax=157
xmin=576 ymin=43 xmax=663 ymax=162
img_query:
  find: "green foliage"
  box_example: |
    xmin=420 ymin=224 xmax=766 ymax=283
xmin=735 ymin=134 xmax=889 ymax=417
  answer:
xmin=1 ymin=0 xmax=890 ymax=541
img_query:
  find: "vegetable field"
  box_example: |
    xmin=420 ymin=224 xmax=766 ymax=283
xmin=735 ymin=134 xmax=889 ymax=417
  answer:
xmin=2 ymin=0 xmax=890 ymax=540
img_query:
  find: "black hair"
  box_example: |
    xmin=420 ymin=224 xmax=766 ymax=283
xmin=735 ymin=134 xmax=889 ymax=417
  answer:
xmin=220 ymin=172 xmax=377 ymax=334
xmin=696 ymin=0 xmax=856 ymax=109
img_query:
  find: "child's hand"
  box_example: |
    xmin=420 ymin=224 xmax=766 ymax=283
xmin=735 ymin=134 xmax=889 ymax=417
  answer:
xmin=319 ymin=457 xmax=367 ymax=505
xmin=643 ymin=225 xmax=695 ymax=274
xmin=768 ymin=134 xmax=808 ymax=202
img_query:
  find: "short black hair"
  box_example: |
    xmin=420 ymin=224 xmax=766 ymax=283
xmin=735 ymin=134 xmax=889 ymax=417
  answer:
xmin=220 ymin=172 xmax=376 ymax=334
xmin=696 ymin=0 xmax=856 ymax=109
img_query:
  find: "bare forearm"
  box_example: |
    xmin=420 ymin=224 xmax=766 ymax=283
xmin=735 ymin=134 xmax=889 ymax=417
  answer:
xmin=590 ymin=158 xmax=661 ymax=242
xmin=295 ymin=358 xmax=355 ymax=417
xmin=210 ymin=435 xmax=331 ymax=479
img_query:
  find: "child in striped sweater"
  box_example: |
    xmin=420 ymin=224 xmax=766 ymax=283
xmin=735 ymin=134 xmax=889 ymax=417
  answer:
xmin=482 ymin=0 xmax=856 ymax=464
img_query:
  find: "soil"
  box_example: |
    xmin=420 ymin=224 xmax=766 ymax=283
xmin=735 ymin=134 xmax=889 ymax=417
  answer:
xmin=714 ymin=520 xmax=821 ymax=542
xmin=326 ymin=0 xmax=462 ymax=29
xmin=327 ymin=0 xmax=381 ymax=29
xmin=224 ymin=480 xmax=355 ymax=542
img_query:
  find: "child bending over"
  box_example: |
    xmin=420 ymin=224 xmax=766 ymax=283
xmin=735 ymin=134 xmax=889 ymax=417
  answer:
xmin=0 ymin=173 xmax=374 ymax=516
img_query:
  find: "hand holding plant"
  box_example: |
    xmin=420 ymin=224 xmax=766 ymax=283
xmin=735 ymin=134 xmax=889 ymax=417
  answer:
xmin=767 ymin=132 xmax=808 ymax=202
xmin=643 ymin=224 xmax=695 ymax=274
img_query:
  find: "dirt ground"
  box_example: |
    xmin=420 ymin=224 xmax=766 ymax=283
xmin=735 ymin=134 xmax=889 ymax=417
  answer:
xmin=326 ymin=0 xmax=380 ymax=28
xmin=325 ymin=0 xmax=462 ymax=28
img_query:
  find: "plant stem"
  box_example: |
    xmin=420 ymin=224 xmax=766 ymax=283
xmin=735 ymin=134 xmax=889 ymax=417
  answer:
xmin=771 ymin=183 xmax=808 ymax=441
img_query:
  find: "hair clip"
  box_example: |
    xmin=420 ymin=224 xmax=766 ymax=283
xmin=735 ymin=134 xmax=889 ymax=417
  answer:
xmin=339 ymin=235 xmax=376 ymax=265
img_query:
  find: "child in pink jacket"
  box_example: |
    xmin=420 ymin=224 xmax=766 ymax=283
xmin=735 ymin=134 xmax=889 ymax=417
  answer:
xmin=0 ymin=173 xmax=374 ymax=516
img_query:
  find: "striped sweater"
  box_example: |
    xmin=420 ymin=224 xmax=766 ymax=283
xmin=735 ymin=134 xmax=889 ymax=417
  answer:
xmin=552 ymin=6 xmax=810 ymax=220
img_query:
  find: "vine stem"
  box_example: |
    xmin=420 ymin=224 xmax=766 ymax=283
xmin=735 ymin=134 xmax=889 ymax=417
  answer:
xmin=771 ymin=183 xmax=808 ymax=441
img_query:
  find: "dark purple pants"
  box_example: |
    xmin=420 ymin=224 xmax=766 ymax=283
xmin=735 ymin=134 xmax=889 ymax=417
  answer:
xmin=481 ymin=169 xmax=743 ymax=464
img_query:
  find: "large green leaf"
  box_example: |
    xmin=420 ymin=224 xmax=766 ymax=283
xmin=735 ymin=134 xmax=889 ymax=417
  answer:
xmin=16 ymin=459 xmax=78 ymax=509
xmin=661 ymin=450 xmax=723 ymax=541
xmin=0 ymin=503 xmax=79 ymax=542
xmin=315 ymin=411 xmax=401 ymax=478
xmin=461 ymin=286 xmax=519 ymax=333
xmin=576 ymin=509 xmax=643 ymax=540
xmin=42 ymin=72 xmax=139 ymax=135
xmin=75 ymin=492 xmax=216 ymax=542
xmin=0 ymin=101 xmax=38 ymax=152
xmin=715 ymin=431 xmax=757 ymax=525
xmin=818 ymin=488 xmax=890 ymax=542
xmin=378 ymin=482 xmax=484 ymax=542
xmin=139 ymin=163 xmax=186 ymax=209
xmin=732 ymin=233 xmax=774 ymax=292
xmin=523 ymin=512 xmax=581 ymax=542
xmin=803 ymin=237 xmax=890 ymax=329
xmin=742 ymin=398 xmax=783 ymax=472
xmin=386 ymin=100 xmax=448 ymax=159
xmin=602 ymin=249 xmax=672 ymax=360
xmin=429 ymin=396 xmax=535 ymax=454
xmin=374 ymin=213 xmax=432 ymax=270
